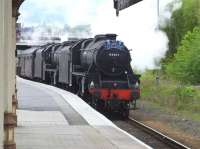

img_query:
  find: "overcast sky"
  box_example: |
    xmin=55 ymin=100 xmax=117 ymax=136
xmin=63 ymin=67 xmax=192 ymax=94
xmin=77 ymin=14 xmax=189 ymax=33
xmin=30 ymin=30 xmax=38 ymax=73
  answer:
xmin=19 ymin=0 xmax=182 ymax=70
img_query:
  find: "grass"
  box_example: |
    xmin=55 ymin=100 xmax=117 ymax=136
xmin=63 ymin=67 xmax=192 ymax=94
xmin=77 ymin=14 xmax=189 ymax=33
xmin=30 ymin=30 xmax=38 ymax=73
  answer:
xmin=140 ymin=70 xmax=200 ymax=121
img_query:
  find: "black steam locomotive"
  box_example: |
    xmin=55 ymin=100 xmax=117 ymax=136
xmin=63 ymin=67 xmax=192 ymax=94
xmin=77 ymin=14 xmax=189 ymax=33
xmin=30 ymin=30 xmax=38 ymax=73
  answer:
xmin=17 ymin=34 xmax=140 ymax=117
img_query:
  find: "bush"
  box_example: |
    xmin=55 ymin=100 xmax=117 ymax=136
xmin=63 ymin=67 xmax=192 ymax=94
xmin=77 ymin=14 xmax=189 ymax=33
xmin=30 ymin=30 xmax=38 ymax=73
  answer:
xmin=175 ymin=86 xmax=197 ymax=110
xmin=141 ymin=71 xmax=200 ymax=120
xmin=166 ymin=27 xmax=200 ymax=84
xmin=163 ymin=0 xmax=200 ymax=58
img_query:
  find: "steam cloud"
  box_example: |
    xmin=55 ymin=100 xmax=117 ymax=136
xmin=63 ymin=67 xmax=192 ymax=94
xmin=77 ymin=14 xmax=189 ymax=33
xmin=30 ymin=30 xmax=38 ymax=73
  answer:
xmin=18 ymin=24 xmax=92 ymax=44
xmin=92 ymin=0 xmax=182 ymax=70
xmin=18 ymin=0 xmax=182 ymax=70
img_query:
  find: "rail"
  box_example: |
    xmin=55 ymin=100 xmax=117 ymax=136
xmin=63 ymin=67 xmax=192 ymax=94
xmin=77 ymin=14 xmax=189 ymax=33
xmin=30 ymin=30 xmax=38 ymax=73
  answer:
xmin=128 ymin=117 xmax=191 ymax=149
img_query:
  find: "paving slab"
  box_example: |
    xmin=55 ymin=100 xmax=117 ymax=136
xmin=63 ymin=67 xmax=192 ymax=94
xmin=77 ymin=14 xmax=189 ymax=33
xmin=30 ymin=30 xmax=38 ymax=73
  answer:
xmin=16 ymin=126 xmax=117 ymax=149
xmin=16 ymin=125 xmax=148 ymax=149
xmin=16 ymin=77 xmax=152 ymax=149
xmin=17 ymin=78 xmax=88 ymax=125
xmin=17 ymin=110 xmax=69 ymax=126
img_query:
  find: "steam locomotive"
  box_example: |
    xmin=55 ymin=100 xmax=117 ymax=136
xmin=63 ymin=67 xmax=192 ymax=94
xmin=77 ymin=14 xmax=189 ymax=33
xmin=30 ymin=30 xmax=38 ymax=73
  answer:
xmin=17 ymin=34 xmax=140 ymax=118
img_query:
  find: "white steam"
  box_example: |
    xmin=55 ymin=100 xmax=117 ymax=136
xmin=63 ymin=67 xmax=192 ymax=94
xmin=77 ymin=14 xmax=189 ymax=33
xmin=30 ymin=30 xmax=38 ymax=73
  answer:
xmin=92 ymin=0 xmax=182 ymax=70
xmin=18 ymin=24 xmax=92 ymax=44
xmin=158 ymin=0 xmax=182 ymax=27
xmin=18 ymin=0 xmax=182 ymax=70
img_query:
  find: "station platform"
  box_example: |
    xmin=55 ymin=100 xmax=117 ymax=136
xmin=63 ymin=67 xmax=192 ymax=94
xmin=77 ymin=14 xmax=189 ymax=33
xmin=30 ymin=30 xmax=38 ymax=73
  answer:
xmin=16 ymin=77 xmax=152 ymax=149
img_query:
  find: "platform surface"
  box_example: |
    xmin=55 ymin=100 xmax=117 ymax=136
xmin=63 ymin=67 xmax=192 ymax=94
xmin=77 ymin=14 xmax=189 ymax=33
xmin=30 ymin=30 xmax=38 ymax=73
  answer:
xmin=16 ymin=77 xmax=152 ymax=149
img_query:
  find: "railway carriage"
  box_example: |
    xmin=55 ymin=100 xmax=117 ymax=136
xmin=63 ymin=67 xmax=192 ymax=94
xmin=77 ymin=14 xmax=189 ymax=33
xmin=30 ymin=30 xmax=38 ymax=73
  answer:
xmin=18 ymin=47 xmax=37 ymax=79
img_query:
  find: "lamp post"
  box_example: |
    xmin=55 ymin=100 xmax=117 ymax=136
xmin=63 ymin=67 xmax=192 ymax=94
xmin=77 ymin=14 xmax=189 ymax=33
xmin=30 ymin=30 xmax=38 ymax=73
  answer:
xmin=157 ymin=0 xmax=159 ymax=17
xmin=156 ymin=0 xmax=160 ymax=29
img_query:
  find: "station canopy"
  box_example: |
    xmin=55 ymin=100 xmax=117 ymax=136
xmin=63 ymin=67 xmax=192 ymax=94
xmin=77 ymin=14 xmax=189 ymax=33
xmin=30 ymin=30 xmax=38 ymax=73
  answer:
xmin=114 ymin=0 xmax=143 ymax=16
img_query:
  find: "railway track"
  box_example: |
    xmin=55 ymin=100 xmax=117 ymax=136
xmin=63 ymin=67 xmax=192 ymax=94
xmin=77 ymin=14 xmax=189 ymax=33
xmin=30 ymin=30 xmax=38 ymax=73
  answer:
xmin=113 ymin=117 xmax=191 ymax=149
xmin=128 ymin=117 xmax=191 ymax=149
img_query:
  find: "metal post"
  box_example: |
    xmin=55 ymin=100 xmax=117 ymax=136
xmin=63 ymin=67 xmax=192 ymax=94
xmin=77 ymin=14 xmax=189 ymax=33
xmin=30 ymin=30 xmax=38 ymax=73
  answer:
xmin=157 ymin=0 xmax=159 ymax=17
xmin=157 ymin=0 xmax=160 ymax=28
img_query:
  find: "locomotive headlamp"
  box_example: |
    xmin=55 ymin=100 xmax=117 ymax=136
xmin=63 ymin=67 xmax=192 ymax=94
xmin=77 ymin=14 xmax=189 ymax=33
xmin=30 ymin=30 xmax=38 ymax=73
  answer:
xmin=90 ymin=81 xmax=95 ymax=88
xmin=135 ymin=82 xmax=139 ymax=88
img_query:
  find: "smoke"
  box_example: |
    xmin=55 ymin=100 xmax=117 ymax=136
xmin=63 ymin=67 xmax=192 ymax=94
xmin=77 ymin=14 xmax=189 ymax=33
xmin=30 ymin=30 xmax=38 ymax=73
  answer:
xmin=61 ymin=25 xmax=92 ymax=41
xmin=18 ymin=0 xmax=182 ymax=70
xmin=92 ymin=0 xmax=182 ymax=70
xmin=18 ymin=24 xmax=92 ymax=43
xmin=18 ymin=0 xmax=94 ymax=42
xmin=158 ymin=0 xmax=182 ymax=27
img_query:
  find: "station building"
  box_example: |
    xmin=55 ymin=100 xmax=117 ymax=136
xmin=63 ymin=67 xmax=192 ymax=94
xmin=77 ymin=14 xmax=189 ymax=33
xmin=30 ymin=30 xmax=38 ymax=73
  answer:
xmin=0 ymin=0 xmax=24 ymax=148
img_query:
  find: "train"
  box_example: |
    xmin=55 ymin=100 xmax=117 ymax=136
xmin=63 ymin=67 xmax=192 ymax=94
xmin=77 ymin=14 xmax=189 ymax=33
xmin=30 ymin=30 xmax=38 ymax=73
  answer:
xmin=17 ymin=34 xmax=141 ymax=118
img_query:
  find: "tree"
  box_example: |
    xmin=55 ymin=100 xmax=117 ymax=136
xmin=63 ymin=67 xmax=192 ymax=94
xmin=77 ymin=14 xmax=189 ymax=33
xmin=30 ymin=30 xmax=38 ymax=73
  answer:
xmin=166 ymin=27 xmax=200 ymax=84
xmin=163 ymin=0 xmax=200 ymax=58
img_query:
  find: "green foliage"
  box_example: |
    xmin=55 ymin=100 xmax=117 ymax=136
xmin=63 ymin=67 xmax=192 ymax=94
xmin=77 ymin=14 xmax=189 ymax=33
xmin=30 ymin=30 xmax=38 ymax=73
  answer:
xmin=166 ymin=27 xmax=200 ymax=84
xmin=175 ymin=86 xmax=197 ymax=110
xmin=141 ymin=71 xmax=200 ymax=120
xmin=144 ymin=0 xmax=200 ymax=118
xmin=163 ymin=0 xmax=200 ymax=58
xmin=143 ymin=1 xmax=200 ymax=120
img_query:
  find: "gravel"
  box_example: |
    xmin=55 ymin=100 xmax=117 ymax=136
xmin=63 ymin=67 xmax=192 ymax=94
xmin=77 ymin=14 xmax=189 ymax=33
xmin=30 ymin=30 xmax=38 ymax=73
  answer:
xmin=130 ymin=100 xmax=200 ymax=149
xmin=113 ymin=120 xmax=173 ymax=149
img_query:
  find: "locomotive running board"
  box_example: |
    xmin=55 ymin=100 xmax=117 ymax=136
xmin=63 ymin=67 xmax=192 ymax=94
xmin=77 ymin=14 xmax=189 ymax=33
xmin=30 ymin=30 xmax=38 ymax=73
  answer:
xmin=72 ymin=72 xmax=86 ymax=77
